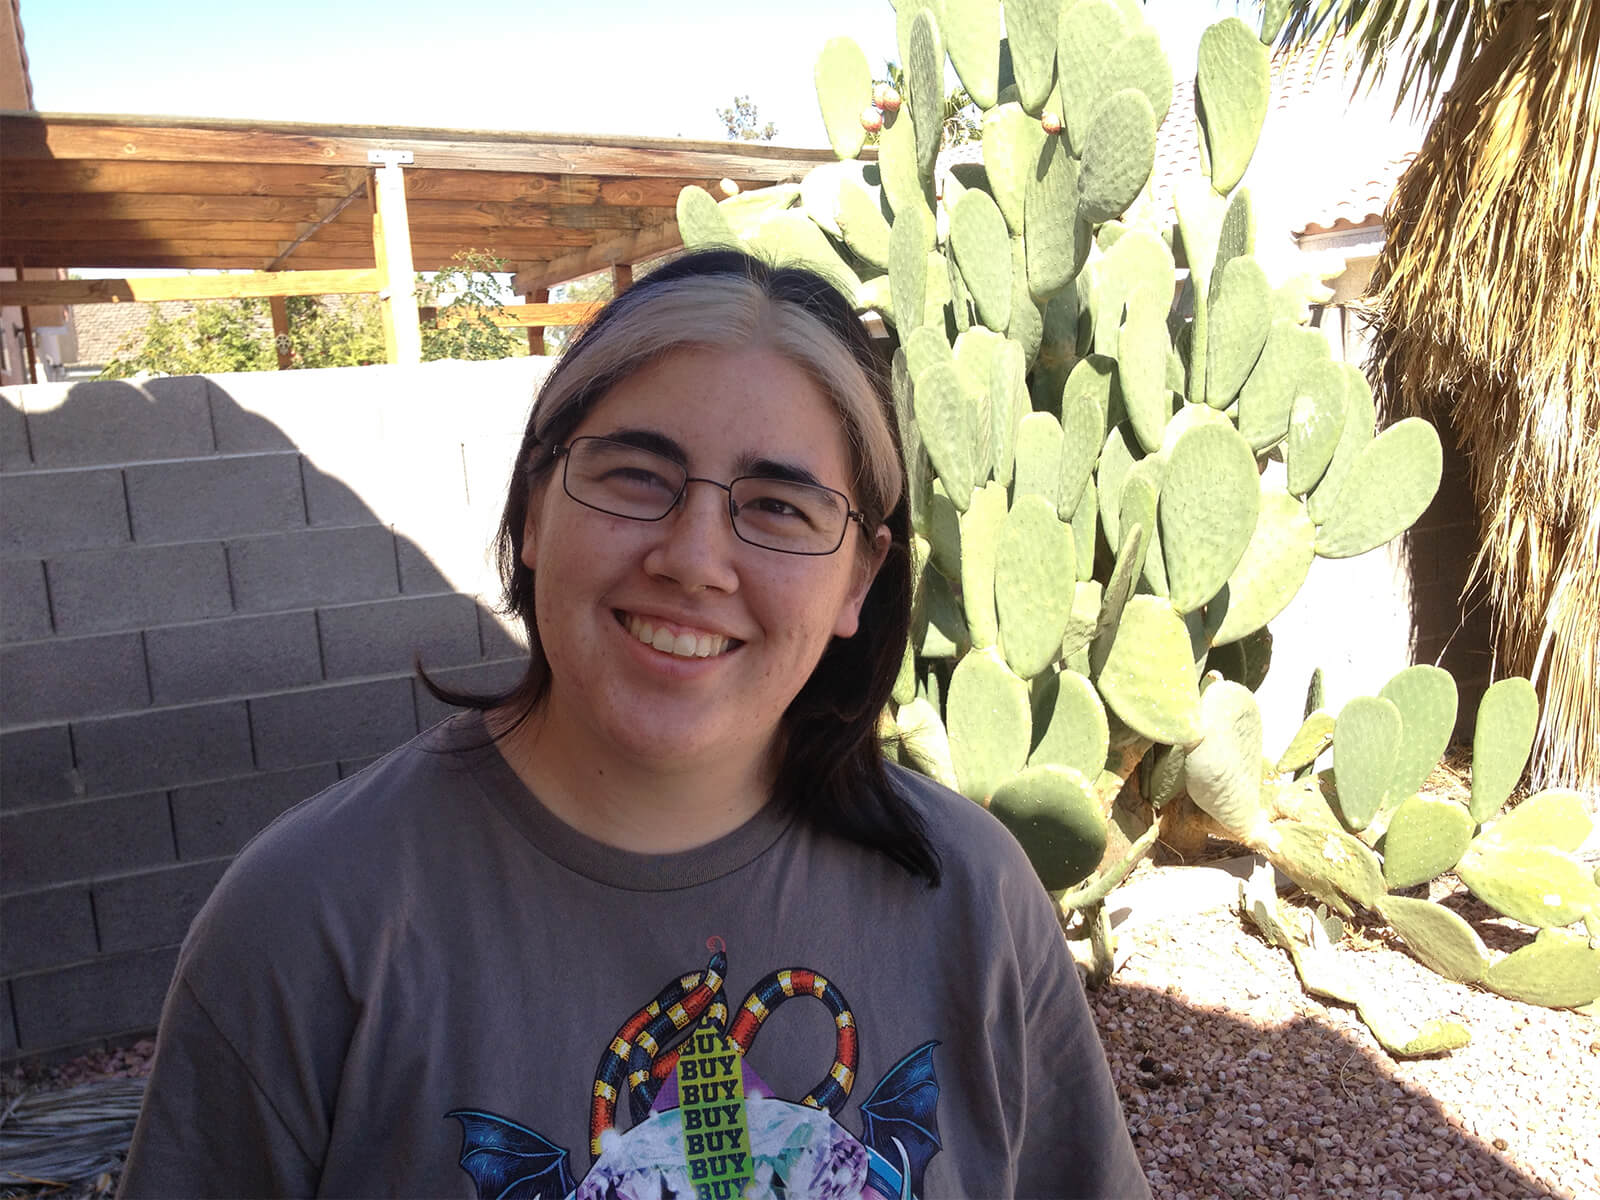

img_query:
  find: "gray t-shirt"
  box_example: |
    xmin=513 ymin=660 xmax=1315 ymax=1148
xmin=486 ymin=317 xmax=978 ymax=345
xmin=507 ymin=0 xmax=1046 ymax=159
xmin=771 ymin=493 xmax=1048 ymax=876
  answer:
xmin=120 ymin=718 xmax=1148 ymax=1199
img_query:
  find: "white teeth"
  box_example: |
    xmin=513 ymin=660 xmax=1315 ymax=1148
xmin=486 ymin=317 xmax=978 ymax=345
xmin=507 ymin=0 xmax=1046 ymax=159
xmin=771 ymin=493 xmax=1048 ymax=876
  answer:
xmin=623 ymin=613 xmax=730 ymax=659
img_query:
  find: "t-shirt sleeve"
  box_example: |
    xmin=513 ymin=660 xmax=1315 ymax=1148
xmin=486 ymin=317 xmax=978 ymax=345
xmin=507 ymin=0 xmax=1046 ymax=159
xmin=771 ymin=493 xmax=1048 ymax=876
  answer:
xmin=117 ymin=976 xmax=319 ymax=1199
xmin=1011 ymin=884 xmax=1152 ymax=1199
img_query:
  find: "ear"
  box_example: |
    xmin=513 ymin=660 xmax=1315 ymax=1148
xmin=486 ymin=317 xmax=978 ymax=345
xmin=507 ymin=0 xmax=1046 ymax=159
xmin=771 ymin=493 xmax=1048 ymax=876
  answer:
xmin=832 ymin=524 xmax=892 ymax=639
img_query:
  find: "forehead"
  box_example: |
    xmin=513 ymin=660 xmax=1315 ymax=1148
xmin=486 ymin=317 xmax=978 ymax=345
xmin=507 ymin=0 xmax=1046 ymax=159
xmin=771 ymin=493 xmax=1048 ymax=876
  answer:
xmin=573 ymin=345 xmax=856 ymax=475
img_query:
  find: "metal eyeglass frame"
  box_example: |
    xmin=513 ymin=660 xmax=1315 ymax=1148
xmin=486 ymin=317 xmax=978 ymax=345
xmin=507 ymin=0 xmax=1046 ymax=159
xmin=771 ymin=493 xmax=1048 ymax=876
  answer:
xmin=548 ymin=437 xmax=869 ymax=556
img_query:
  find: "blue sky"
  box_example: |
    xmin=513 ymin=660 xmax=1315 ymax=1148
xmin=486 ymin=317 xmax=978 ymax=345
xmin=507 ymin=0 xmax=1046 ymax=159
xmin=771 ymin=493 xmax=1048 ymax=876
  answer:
xmin=21 ymin=0 xmax=1243 ymax=146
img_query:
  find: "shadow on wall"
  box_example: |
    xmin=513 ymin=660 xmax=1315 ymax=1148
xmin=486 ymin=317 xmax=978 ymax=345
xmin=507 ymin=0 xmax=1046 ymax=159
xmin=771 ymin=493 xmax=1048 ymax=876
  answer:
xmin=0 ymin=361 xmax=552 ymax=1063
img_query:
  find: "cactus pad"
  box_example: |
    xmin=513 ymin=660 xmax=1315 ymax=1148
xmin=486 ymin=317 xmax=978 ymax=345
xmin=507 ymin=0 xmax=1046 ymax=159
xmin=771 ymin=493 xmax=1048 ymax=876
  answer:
xmin=815 ymin=37 xmax=874 ymax=160
xmin=1377 ymin=665 xmax=1458 ymax=808
xmin=1211 ymin=484 xmax=1315 ymax=646
xmin=889 ymin=208 xmax=932 ymax=331
xmin=908 ymin=8 xmax=947 ymax=176
xmin=1204 ymin=256 xmax=1271 ymax=409
xmin=982 ymin=103 xmax=1046 ymax=236
xmin=836 ymin=176 xmax=893 ymax=269
xmin=1182 ymin=680 xmax=1267 ymax=836
xmin=1284 ymin=362 xmax=1348 ymax=496
xmin=1195 ymin=17 xmax=1270 ymax=193
xmin=1376 ymin=895 xmax=1490 ymax=984
xmin=912 ymin=363 xmax=977 ymax=509
xmin=1077 ymin=88 xmax=1158 ymax=226
xmin=1098 ymin=595 xmax=1203 ymax=745
xmin=1026 ymin=138 xmax=1090 ymax=297
xmin=947 ymin=647 xmax=1033 ymax=801
xmin=1469 ymin=677 xmax=1539 ymax=823
xmin=1013 ymin=411 xmax=1066 ymax=505
xmin=1119 ymin=287 xmax=1175 ymax=455
xmin=942 ymin=0 xmax=1003 ymax=109
xmin=996 ymin=493 xmax=1077 ymax=678
xmin=1482 ymin=789 xmax=1594 ymax=853
xmin=1306 ymin=364 xmax=1376 ymax=523
xmin=1312 ymin=418 xmax=1443 ymax=559
xmin=1057 ymin=363 xmax=1108 ymax=514
xmin=1262 ymin=820 xmax=1386 ymax=912
xmin=989 ymin=764 xmax=1108 ymax=890
xmin=1456 ymin=841 xmax=1600 ymax=929
xmin=1483 ymin=929 xmax=1600 ymax=1008
xmin=960 ymin=481 xmax=1008 ymax=648
xmin=950 ymin=188 xmax=1014 ymax=332
xmin=896 ymin=695 xmax=959 ymax=791
xmin=1056 ymin=0 xmax=1128 ymax=153
xmin=1237 ymin=320 xmax=1331 ymax=451
xmin=1276 ymin=709 xmax=1334 ymax=773
xmin=676 ymin=185 xmax=739 ymax=250
xmin=1031 ymin=669 xmax=1110 ymax=779
xmin=1160 ymin=420 xmax=1261 ymax=613
xmin=1004 ymin=0 xmax=1059 ymax=112
xmin=1331 ymin=695 xmax=1403 ymax=831
xmin=1380 ymin=795 xmax=1475 ymax=889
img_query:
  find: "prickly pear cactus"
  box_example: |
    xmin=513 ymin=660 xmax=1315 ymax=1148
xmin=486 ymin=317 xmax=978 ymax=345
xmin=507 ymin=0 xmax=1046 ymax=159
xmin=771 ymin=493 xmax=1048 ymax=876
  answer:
xmin=676 ymin=1 xmax=1595 ymax=1025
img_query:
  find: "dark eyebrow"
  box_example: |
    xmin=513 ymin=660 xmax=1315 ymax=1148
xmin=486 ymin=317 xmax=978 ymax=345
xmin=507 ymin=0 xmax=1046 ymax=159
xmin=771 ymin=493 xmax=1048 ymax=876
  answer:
xmin=595 ymin=428 xmax=687 ymax=464
xmin=594 ymin=428 xmax=830 ymax=490
xmin=734 ymin=454 xmax=828 ymax=490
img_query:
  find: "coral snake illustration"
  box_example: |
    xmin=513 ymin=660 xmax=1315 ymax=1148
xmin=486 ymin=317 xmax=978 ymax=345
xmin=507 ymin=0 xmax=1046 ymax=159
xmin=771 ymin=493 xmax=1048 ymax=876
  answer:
xmin=588 ymin=939 xmax=858 ymax=1161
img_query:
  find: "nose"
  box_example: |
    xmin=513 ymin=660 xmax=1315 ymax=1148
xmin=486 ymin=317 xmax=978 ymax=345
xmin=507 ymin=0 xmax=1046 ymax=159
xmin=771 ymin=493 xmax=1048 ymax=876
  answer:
xmin=641 ymin=478 xmax=742 ymax=592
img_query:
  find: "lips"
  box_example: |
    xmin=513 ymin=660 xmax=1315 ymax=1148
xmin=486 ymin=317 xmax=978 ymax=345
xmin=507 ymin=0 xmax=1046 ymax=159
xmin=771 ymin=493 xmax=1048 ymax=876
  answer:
xmin=618 ymin=611 xmax=735 ymax=659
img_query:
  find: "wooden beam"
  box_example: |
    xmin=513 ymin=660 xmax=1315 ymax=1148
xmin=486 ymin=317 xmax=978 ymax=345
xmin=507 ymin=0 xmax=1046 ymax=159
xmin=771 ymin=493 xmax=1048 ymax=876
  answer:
xmin=268 ymin=181 xmax=368 ymax=270
xmin=0 ymin=159 xmax=365 ymax=198
xmin=370 ymin=158 xmax=421 ymax=366
xmin=514 ymin=220 xmax=681 ymax=294
xmin=435 ymin=301 xmax=602 ymax=329
xmin=610 ymin=263 xmax=632 ymax=294
xmin=270 ymin=296 xmax=292 ymax=369
xmin=525 ymin=287 xmax=549 ymax=356
xmin=0 ymin=269 xmax=382 ymax=306
xmin=0 ymin=192 xmax=347 ymax=223
xmin=1 ymin=114 xmax=837 ymax=181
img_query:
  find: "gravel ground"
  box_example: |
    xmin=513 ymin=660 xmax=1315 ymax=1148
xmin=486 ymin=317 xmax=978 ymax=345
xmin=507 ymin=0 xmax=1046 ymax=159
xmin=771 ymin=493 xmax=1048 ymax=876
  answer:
xmin=1088 ymin=871 xmax=1599 ymax=1200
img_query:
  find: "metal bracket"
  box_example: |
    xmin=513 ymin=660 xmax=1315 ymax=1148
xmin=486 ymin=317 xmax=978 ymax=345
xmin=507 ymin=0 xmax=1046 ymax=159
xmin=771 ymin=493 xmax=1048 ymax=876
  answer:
xmin=367 ymin=149 xmax=414 ymax=166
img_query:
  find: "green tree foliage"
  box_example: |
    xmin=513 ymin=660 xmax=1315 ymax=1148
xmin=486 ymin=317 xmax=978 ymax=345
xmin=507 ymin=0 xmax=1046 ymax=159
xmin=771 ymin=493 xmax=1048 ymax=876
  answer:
xmin=716 ymin=95 xmax=779 ymax=142
xmin=863 ymin=63 xmax=979 ymax=149
xmin=98 ymin=294 xmax=385 ymax=379
xmin=418 ymin=250 xmax=528 ymax=362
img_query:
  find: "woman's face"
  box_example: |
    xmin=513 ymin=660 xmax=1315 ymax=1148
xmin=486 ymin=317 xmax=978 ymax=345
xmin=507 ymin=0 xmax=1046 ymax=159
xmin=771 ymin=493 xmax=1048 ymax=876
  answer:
xmin=522 ymin=344 xmax=890 ymax=779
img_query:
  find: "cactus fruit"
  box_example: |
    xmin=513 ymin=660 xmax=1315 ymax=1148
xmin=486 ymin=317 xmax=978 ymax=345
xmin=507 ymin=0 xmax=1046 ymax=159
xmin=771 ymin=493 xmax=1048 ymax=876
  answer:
xmin=860 ymin=106 xmax=885 ymax=133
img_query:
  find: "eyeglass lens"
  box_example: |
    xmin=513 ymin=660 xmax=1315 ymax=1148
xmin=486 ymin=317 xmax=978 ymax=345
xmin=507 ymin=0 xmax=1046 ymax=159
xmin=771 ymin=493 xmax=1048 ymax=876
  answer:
xmin=562 ymin=437 xmax=851 ymax=554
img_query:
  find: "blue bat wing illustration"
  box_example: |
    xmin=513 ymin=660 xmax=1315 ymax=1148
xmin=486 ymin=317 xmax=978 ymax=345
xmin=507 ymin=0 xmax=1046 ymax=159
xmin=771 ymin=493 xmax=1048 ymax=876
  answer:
xmin=445 ymin=1108 xmax=576 ymax=1200
xmin=859 ymin=1040 xmax=941 ymax=1197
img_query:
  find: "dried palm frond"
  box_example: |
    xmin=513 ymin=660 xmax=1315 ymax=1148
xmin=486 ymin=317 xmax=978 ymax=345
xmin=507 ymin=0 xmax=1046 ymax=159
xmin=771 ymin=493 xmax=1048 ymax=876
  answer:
xmin=1280 ymin=0 xmax=1600 ymax=792
xmin=0 ymin=1080 xmax=144 ymax=1193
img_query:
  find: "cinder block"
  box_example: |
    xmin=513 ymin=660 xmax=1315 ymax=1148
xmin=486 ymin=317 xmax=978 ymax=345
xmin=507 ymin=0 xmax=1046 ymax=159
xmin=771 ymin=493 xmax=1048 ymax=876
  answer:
xmin=93 ymin=859 xmax=230 ymax=954
xmin=0 ymin=468 xmax=129 ymax=555
xmin=249 ymin=677 xmax=416 ymax=770
xmin=307 ymin=440 xmax=468 ymax=528
xmin=9 ymin=946 xmax=178 ymax=1052
xmin=301 ymin=458 xmax=378 ymax=527
xmin=0 ymin=792 xmax=174 ymax=893
xmin=125 ymin=453 xmax=305 ymax=542
xmin=0 ymin=724 xmax=79 ymax=810
xmin=23 ymin=377 xmax=213 ymax=468
xmin=394 ymin=518 xmax=500 ymax=597
xmin=381 ymin=358 xmax=545 ymax=442
xmin=47 ymin=542 xmax=232 ymax=636
xmin=0 ymin=559 xmax=52 ymax=642
xmin=318 ymin=593 xmax=479 ymax=679
xmin=414 ymin=658 xmax=527 ymax=729
xmin=145 ymin=611 xmax=321 ymax=705
xmin=72 ymin=701 xmax=253 ymax=796
xmin=478 ymin=605 xmax=528 ymax=659
xmin=1 ymin=391 xmax=32 ymax=471
xmin=170 ymin=764 xmax=335 ymax=860
xmin=1 ymin=885 xmax=97 ymax=974
xmin=0 ymin=631 xmax=148 ymax=726
xmin=210 ymin=369 xmax=382 ymax=458
xmin=227 ymin=526 xmax=398 ymax=612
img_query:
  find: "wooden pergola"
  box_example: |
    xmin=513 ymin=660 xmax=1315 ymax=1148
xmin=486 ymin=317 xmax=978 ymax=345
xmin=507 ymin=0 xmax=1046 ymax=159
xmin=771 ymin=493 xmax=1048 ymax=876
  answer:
xmin=0 ymin=112 xmax=837 ymax=368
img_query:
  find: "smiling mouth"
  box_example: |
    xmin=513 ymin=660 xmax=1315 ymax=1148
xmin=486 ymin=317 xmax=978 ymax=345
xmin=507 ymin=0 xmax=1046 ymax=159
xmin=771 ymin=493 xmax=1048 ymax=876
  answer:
xmin=618 ymin=612 xmax=736 ymax=659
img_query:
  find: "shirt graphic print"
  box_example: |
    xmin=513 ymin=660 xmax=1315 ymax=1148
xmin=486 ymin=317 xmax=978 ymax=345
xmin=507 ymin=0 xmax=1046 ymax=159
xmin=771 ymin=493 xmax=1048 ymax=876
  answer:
xmin=446 ymin=940 xmax=942 ymax=1199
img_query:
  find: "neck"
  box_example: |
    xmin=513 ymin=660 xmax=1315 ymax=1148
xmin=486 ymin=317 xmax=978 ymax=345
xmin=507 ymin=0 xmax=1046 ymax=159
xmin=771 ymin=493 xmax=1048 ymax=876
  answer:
xmin=490 ymin=702 xmax=777 ymax=854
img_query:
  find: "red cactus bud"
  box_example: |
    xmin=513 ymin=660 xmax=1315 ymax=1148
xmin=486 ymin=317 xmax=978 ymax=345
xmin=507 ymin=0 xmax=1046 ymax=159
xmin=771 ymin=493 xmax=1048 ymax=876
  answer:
xmin=880 ymin=86 xmax=902 ymax=112
xmin=1041 ymin=111 xmax=1064 ymax=135
xmin=860 ymin=105 xmax=884 ymax=133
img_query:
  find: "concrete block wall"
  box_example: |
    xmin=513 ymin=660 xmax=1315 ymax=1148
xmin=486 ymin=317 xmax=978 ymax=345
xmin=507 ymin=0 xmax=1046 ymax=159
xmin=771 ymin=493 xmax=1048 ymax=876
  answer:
xmin=1 ymin=359 xmax=552 ymax=1061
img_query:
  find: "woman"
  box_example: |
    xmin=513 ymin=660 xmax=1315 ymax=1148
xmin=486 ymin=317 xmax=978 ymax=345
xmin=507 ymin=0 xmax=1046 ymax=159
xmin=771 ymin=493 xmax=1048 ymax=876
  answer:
xmin=120 ymin=250 xmax=1148 ymax=1199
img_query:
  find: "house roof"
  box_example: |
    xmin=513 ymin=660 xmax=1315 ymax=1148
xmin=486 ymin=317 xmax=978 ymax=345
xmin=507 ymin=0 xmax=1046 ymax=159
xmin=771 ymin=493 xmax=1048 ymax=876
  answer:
xmin=0 ymin=111 xmax=840 ymax=291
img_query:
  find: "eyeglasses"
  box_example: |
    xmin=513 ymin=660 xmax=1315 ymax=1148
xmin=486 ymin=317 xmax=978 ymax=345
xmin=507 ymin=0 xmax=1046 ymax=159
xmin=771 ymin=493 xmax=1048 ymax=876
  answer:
xmin=551 ymin=436 xmax=867 ymax=556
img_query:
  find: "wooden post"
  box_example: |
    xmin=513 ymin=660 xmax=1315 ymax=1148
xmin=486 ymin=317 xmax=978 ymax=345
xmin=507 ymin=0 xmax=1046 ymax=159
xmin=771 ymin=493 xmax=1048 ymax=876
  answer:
xmin=526 ymin=287 xmax=549 ymax=356
xmin=19 ymin=302 xmax=37 ymax=384
xmin=269 ymin=295 xmax=292 ymax=369
xmin=610 ymin=263 xmax=633 ymax=296
xmin=368 ymin=152 xmax=421 ymax=366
